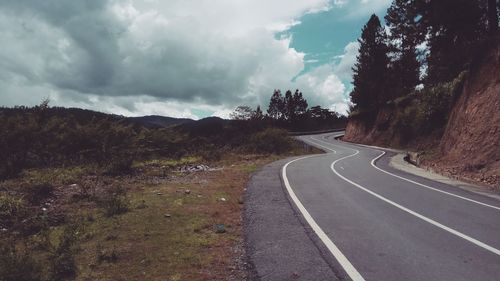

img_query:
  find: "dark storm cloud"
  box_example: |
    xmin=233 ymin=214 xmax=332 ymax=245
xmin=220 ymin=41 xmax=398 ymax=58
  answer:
xmin=0 ymin=0 xmax=354 ymax=117
xmin=0 ymin=0 xmax=262 ymax=106
xmin=2 ymin=0 xmax=122 ymax=92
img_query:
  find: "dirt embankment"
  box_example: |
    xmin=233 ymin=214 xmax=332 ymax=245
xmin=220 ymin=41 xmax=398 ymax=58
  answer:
xmin=344 ymin=44 xmax=500 ymax=189
xmin=425 ymin=46 xmax=500 ymax=188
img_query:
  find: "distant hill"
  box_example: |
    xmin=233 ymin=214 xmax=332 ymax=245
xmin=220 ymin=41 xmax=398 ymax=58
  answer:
xmin=175 ymin=116 xmax=229 ymax=136
xmin=128 ymin=115 xmax=194 ymax=128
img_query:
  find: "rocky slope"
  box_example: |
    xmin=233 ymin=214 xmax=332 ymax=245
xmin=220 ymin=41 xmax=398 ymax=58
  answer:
xmin=424 ymin=45 xmax=499 ymax=188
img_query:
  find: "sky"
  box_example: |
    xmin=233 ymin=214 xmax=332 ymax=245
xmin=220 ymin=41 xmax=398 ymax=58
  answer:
xmin=0 ymin=0 xmax=391 ymax=119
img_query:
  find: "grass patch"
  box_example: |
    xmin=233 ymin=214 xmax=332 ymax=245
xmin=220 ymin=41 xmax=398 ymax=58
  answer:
xmin=21 ymin=166 xmax=94 ymax=186
xmin=133 ymin=156 xmax=202 ymax=169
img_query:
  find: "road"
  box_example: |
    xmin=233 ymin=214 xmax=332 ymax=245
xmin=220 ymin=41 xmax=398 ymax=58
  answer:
xmin=276 ymin=132 xmax=500 ymax=281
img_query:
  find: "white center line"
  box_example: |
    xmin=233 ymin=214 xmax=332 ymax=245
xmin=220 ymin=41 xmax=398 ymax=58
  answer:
xmin=309 ymin=136 xmax=500 ymax=211
xmin=328 ymin=147 xmax=500 ymax=256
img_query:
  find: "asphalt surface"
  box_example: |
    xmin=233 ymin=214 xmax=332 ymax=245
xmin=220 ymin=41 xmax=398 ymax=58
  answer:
xmin=245 ymin=132 xmax=500 ymax=281
xmin=244 ymin=158 xmax=342 ymax=281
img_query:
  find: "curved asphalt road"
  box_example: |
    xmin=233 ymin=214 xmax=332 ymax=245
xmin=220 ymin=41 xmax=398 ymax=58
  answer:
xmin=280 ymin=132 xmax=500 ymax=281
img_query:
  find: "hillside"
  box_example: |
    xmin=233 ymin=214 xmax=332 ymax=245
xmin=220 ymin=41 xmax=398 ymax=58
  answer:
xmin=344 ymin=43 xmax=500 ymax=188
xmin=424 ymin=45 xmax=500 ymax=187
xmin=128 ymin=115 xmax=194 ymax=128
xmin=0 ymin=104 xmax=316 ymax=281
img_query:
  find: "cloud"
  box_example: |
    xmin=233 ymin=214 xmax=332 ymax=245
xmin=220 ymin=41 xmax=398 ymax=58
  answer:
xmin=334 ymin=0 xmax=391 ymax=20
xmin=0 ymin=0 xmax=360 ymax=118
xmin=333 ymin=41 xmax=360 ymax=80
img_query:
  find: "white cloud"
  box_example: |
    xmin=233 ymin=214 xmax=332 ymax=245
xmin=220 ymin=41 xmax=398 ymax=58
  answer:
xmin=337 ymin=0 xmax=391 ymax=19
xmin=333 ymin=41 xmax=360 ymax=80
xmin=294 ymin=65 xmax=350 ymax=115
xmin=0 ymin=0 xmax=359 ymax=118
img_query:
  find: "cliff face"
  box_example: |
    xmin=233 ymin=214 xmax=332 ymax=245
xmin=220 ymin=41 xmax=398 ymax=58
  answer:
xmin=343 ymin=44 xmax=499 ymax=188
xmin=427 ymin=46 xmax=500 ymax=187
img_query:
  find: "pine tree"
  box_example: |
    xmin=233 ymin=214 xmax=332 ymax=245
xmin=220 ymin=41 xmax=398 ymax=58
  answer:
xmin=293 ymin=90 xmax=308 ymax=117
xmin=487 ymin=0 xmax=498 ymax=36
xmin=350 ymin=14 xmax=389 ymax=114
xmin=284 ymin=90 xmax=294 ymax=121
xmin=267 ymin=89 xmax=284 ymax=120
xmin=418 ymin=0 xmax=486 ymax=84
xmin=385 ymin=0 xmax=422 ymax=98
xmin=252 ymin=106 xmax=264 ymax=121
xmin=288 ymin=90 xmax=308 ymax=122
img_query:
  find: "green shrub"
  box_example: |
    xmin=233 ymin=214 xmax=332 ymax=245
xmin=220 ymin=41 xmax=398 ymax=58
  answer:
xmin=0 ymin=195 xmax=28 ymax=230
xmin=96 ymin=246 xmax=119 ymax=264
xmin=25 ymin=182 xmax=54 ymax=204
xmin=0 ymin=194 xmax=49 ymax=236
xmin=417 ymin=71 xmax=466 ymax=131
xmin=0 ymin=242 xmax=41 ymax=281
xmin=105 ymin=155 xmax=134 ymax=175
xmin=248 ymin=128 xmax=292 ymax=154
xmin=47 ymin=223 xmax=82 ymax=281
xmin=0 ymin=158 xmax=24 ymax=180
xmin=394 ymin=71 xmax=467 ymax=141
xmin=100 ymin=186 xmax=129 ymax=217
xmin=199 ymin=145 xmax=223 ymax=162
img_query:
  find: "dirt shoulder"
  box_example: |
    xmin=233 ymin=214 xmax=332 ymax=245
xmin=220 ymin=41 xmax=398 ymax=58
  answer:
xmin=390 ymin=153 xmax=500 ymax=200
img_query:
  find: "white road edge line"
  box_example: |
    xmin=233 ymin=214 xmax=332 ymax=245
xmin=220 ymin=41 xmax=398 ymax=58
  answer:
xmin=329 ymin=149 xmax=500 ymax=256
xmin=282 ymin=155 xmax=365 ymax=281
xmin=310 ymin=136 xmax=500 ymax=211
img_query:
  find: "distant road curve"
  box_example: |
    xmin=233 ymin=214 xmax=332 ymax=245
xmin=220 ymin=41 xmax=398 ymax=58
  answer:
xmin=277 ymin=132 xmax=500 ymax=281
xmin=288 ymin=128 xmax=345 ymax=136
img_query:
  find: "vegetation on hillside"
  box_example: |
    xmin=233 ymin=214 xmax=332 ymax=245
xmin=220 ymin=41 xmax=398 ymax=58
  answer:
xmin=348 ymin=0 xmax=498 ymax=143
xmin=230 ymin=89 xmax=347 ymax=131
xmin=1 ymin=99 xmax=330 ymax=181
xmin=0 ymin=99 xmax=326 ymax=280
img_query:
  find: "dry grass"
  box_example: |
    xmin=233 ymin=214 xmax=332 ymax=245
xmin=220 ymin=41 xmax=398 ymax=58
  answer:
xmin=76 ymin=159 xmax=263 ymax=281
xmin=0 ymin=141 xmax=321 ymax=281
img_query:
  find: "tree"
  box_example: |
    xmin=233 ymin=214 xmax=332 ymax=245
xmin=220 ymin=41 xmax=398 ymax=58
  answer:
xmin=385 ymin=0 xmax=422 ymax=98
xmin=418 ymin=0 xmax=486 ymax=84
xmin=350 ymin=14 xmax=390 ymax=114
xmin=309 ymin=105 xmax=339 ymax=121
xmin=292 ymin=89 xmax=308 ymax=118
xmin=230 ymin=105 xmax=254 ymax=120
xmin=267 ymin=88 xmax=309 ymax=124
xmin=487 ymin=0 xmax=498 ymax=36
xmin=252 ymin=106 xmax=264 ymax=121
xmin=283 ymin=90 xmax=294 ymax=121
xmin=282 ymin=89 xmax=308 ymax=122
xmin=267 ymin=89 xmax=285 ymax=120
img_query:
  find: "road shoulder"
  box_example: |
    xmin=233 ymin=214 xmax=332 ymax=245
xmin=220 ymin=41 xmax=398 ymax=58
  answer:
xmin=244 ymin=157 xmax=340 ymax=281
xmin=389 ymin=153 xmax=500 ymax=201
xmin=340 ymin=136 xmax=500 ymax=201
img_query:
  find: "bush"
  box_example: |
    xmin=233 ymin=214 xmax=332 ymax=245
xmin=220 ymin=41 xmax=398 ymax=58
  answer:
xmin=0 ymin=241 xmax=41 ymax=281
xmin=105 ymin=155 xmax=134 ymax=175
xmin=48 ymin=223 xmax=81 ymax=281
xmin=394 ymin=71 xmax=467 ymax=141
xmin=96 ymin=246 xmax=119 ymax=264
xmin=248 ymin=128 xmax=292 ymax=154
xmin=0 ymin=195 xmax=28 ymax=230
xmin=0 ymin=158 xmax=24 ymax=180
xmin=100 ymin=186 xmax=129 ymax=217
xmin=25 ymin=182 xmax=54 ymax=204
xmin=199 ymin=145 xmax=223 ymax=162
